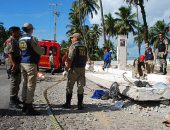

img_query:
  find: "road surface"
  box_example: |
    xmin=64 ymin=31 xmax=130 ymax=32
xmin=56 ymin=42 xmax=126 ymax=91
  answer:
xmin=0 ymin=65 xmax=10 ymax=108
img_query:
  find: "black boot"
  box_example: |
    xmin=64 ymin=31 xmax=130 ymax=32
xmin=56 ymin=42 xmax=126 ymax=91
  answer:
xmin=159 ymin=67 xmax=164 ymax=74
xmin=15 ymin=97 xmax=23 ymax=104
xmin=163 ymin=68 xmax=167 ymax=75
xmin=62 ymin=93 xmax=72 ymax=108
xmin=9 ymin=96 xmax=22 ymax=109
xmin=25 ymin=103 xmax=40 ymax=115
xmin=22 ymin=102 xmax=26 ymax=112
xmin=77 ymin=94 xmax=83 ymax=110
xmin=160 ymin=67 xmax=163 ymax=72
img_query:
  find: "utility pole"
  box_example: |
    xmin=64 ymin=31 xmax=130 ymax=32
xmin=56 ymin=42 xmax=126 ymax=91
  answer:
xmin=49 ymin=3 xmax=61 ymax=41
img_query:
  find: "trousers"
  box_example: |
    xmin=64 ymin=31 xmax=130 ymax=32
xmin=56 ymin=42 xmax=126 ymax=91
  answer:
xmin=21 ymin=63 xmax=37 ymax=104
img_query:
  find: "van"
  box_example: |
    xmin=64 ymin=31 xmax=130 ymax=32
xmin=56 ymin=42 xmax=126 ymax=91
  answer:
xmin=38 ymin=40 xmax=61 ymax=71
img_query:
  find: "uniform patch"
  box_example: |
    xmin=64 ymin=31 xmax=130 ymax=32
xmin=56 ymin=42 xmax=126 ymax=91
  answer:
xmin=79 ymin=47 xmax=86 ymax=56
xmin=19 ymin=40 xmax=27 ymax=50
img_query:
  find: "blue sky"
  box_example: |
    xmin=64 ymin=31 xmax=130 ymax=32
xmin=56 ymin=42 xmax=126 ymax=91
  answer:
xmin=0 ymin=0 xmax=73 ymax=43
xmin=1 ymin=0 xmax=170 ymax=58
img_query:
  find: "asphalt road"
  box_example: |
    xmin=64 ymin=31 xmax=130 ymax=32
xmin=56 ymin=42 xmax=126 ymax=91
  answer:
xmin=0 ymin=65 xmax=10 ymax=109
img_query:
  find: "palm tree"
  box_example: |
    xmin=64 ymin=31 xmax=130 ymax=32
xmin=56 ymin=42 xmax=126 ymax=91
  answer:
xmin=76 ymin=0 xmax=99 ymax=32
xmin=88 ymin=24 xmax=102 ymax=53
xmin=114 ymin=6 xmax=137 ymax=36
xmin=134 ymin=24 xmax=145 ymax=56
xmin=68 ymin=0 xmax=99 ymax=38
xmin=67 ymin=0 xmax=100 ymax=58
xmin=80 ymin=0 xmax=99 ymax=18
xmin=98 ymin=0 xmax=107 ymax=45
xmin=125 ymin=0 xmax=149 ymax=45
xmin=104 ymin=13 xmax=116 ymax=42
xmin=0 ymin=22 xmax=8 ymax=52
xmin=149 ymin=20 xmax=166 ymax=49
xmin=60 ymin=40 xmax=70 ymax=49
xmin=67 ymin=2 xmax=81 ymax=35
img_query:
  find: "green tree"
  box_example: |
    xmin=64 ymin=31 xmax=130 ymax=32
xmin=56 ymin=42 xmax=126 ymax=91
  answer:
xmin=99 ymin=0 xmax=107 ymax=44
xmin=60 ymin=40 xmax=70 ymax=49
xmin=114 ymin=6 xmax=137 ymax=36
xmin=67 ymin=2 xmax=80 ymax=35
xmin=125 ymin=0 xmax=149 ymax=45
xmin=104 ymin=13 xmax=116 ymax=42
xmin=149 ymin=20 xmax=166 ymax=49
xmin=134 ymin=24 xmax=145 ymax=56
xmin=0 ymin=22 xmax=8 ymax=52
xmin=86 ymin=24 xmax=102 ymax=54
xmin=67 ymin=0 xmax=100 ymax=58
xmin=80 ymin=0 xmax=99 ymax=18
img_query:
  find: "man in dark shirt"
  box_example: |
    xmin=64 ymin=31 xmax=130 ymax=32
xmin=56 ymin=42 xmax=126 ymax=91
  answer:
xmin=4 ymin=26 xmax=22 ymax=109
xmin=62 ymin=33 xmax=87 ymax=110
xmin=156 ymin=32 xmax=168 ymax=75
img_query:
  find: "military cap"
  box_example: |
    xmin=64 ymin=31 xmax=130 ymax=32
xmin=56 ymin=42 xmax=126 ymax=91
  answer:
xmin=70 ymin=33 xmax=81 ymax=39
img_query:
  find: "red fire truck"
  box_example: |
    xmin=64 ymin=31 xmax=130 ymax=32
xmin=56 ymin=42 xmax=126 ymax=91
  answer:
xmin=38 ymin=40 xmax=61 ymax=71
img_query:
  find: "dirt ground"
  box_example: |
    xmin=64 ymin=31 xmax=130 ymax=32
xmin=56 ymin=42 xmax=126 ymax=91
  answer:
xmin=0 ymin=64 xmax=170 ymax=130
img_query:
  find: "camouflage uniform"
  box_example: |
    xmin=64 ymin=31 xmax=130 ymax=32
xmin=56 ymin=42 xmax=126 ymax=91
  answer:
xmin=63 ymin=33 xmax=87 ymax=110
xmin=66 ymin=42 xmax=87 ymax=95
xmin=19 ymin=23 xmax=44 ymax=115
xmin=157 ymin=39 xmax=168 ymax=74
xmin=4 ymin=39 xmax=12 ymax=79
xmin=4 ymin=36 xmax=21 ymax=107
xmin=132 ymin=58 xmax=145 ymax=79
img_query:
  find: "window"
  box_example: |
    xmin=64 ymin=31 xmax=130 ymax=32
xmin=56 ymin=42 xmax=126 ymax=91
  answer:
xmin=49 ymin=46 xmax=57 ymax=56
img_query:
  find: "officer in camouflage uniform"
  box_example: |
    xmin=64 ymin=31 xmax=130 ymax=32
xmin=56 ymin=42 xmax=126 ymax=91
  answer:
xmin=4 ymin=26 xmax=22 ymax=109
xmin=62 ymin=33 xmax=87 ymax=110
xmin=4 ymin=53 xmax=11 ymax=79
xmin=132 ymin=55 xmax=146 ymax=79
xmin=156 ymin=32 xmax=168 ymax=75
xmin=19 ymin=23 xmax=44 ymax=115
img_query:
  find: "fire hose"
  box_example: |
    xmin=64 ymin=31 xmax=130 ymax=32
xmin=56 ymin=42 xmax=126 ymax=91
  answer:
xmin=39 ymin=72 xmax=66 ymax=130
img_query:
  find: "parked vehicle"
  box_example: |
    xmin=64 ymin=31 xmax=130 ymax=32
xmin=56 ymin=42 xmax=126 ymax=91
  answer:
xmin=38 ymin=40 xmax=61 ymax=71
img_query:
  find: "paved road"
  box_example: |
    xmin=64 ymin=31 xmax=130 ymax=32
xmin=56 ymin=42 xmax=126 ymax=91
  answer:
xmin=0 ymin=65 xmax=10 ymax=108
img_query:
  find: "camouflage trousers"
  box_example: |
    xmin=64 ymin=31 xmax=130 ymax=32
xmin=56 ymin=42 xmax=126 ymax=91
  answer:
xmin=132 ymin=60 xmax=146 ymax=79
xmin=158 ymin=58 xmax=167 ymax=69
xmin=66 ymin=68 xmax=86 ymax=95
xmin=145 ymin=60 xmax=154 ymax=73
xmin=132 ymin=67 xmax=144 ymax=78
xmin=158 ymin=52 xmax=167 ymax=69
xmin=21 ymin=63 xmax=37 ymax=104
xmin=10 ymin=68 xmax=21 ymax=98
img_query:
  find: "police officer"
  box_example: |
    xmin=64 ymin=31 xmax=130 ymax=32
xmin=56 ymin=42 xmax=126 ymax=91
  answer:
xmin=62 ymin=33 xmax=87 ymax=110
xmin=19 ymin=23 xmax=44 ymax=115
xmin=145 ymin=47 xmax=154 ymax=73
xmin=132 ymin=55 xmax=146 ymax=79
xmin=156 ymin=32 xmax=168 ymax=75
xmin=4 ymin=26 xmax=22 ymax=109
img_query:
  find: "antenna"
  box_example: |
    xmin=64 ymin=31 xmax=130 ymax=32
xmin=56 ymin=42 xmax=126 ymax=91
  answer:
xmin=49 ymin=3 xmax=62 ymax=41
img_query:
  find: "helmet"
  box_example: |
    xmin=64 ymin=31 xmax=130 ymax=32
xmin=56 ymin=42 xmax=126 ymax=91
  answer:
xmin=139 ymin=55 xmax=145 ymax=62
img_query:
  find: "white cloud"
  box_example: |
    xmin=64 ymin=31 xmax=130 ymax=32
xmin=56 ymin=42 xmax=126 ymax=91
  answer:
xmin=89 ymin=0 xmax=125 ymax=25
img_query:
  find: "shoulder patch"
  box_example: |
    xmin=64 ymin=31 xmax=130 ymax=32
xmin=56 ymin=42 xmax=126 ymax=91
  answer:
xmin=19 ymin=40 xmax=27 ymax=51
